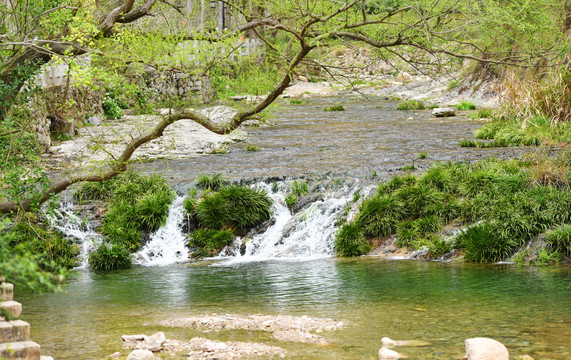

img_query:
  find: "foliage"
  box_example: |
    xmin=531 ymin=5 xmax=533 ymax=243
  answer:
xmin=289 ymin=99 xmax=303 ymax=104
xmin=544 ymin=225 xmax=571 ymax=256
xmin=356 ymin=195 xmax=404 ymax=237
xmin=196 ymin=185 xmax=272 ymax=231
xmin=427 ymin=236 xmax=453 ymax=258
xmin=102 ymin=94 xmax=123 ymax=120
xmin=245 ymin=144 xmax=260 ymax=151
xmin=470 ymin=109 xmax=494 ymax=119
xmin=455 ymin=101 xmax=476 ymax=110
xmin=396 ymin=100 xmax=425 ymax=110
xmin=88 ymin=244 xmax=132 ymax=271
xmin=188 ymin=228 xmax=234 ymax=257
xmin=335 ymin=222 xmax=370 ymax=257
xmin=324 ymin=105 xmax=345 ymax=111
xmin=291 ymin=180 xmax=309 ymax=196
xmin=196 ymin=173 xmax=226 ymax=191
xmin=455 ymin=223 xmax=514 ymax=262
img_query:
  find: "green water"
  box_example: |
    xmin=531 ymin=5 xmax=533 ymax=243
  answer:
xmin=18 ymin=259 xmax=571 ymax=359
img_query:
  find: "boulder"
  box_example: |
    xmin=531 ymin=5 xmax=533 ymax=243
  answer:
xmin=87 ymin=116 xmax=101 ymax=126
xmin=432 ymin=107 xmax=456 ymax=117
xmin=464 ymin=338 xmax=509 ymax=360
xmin=126 ymin=350 xmax=155 ymax=360
xmin=379 ymin=347 xmax=408 ymax=359
xmin=143 ymin=332 xmax=166 ymax=352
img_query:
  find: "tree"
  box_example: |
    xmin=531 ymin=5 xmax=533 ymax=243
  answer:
xmin=0 ymin=0 xmax=567 ymax=214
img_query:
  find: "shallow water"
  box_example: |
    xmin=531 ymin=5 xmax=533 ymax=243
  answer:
xmin=18 ymin=259 xmax=571 ymax=359
xmin=133 ymin=97 xmax=531 ymax=182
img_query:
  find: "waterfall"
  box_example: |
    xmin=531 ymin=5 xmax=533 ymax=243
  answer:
xmin=218 ymin=182 xmax=358 ymax=263
xmin=135 ymin=196 xmax=189 ymax=266
xmin=46 ymin=203 xmax=103 ymax=269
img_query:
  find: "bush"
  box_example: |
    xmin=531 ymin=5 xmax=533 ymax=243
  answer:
xmin=189 ymin=228 xmax=234 ymax=257
xmin=196 ymin=173 xmax=226 ymax=191
xmin=136 ymin=188 xmax=175 ymax=231
xmin=427 ymin=236 xmax=453 ymax=258
xmin=196 ymin=185 xmax=272 ymax=231
xmin=356 ymin=195 xmax=404 ymax=237
xmin=396 ymin=100 xmax=425 ymax=110
xmin=335 ymin=222 xmax=370 ymax=257
xmin=102 ymin=95 xmax=122 ymax=119
xmin=88 ymin=244 xmax=132 ymax=271
xmin=456 ymin=223 xmax=515 ymax=262
xmin=545 ymin=225 xmax=571 ymax=256
xmin=455 ymin=100 xmax=476 ymax=110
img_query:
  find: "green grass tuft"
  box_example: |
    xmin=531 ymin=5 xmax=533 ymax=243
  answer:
xmin=324 ymin=105 xmax=345 ymax=111
xmin=88 ymin=244 xmax=132 ymax=271
xmin=396 ymin=100 xmax=425 ymax=110
xmin=455 ymin=100 xmax=477 ymax=110
xmin=335 ymin=222 xmax=370 ymax=257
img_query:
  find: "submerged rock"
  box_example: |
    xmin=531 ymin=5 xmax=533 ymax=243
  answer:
xmin=381 ymin=337 xmax=430 ymax=348
xmin=272 ymin=330 xmax=331 ymax=345
xmin=122 ymin=332 xmax=165 ymax=352
xmin=432 ymin=107 xmax=456 ymax=117
xmin=126 ymin=349 xmax=154 ymax=360
xmin=184 ymin=337 xmax=286 ymax=359
xmin=378 ymin=347 xmax=408 ymax=359
xmin=464 ymin=338 xmax=509 ymax=360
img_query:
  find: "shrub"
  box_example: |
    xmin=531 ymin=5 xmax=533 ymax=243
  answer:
xmin=395 ymin=220 xmax=416 ymax=248
xmin=196 ymin=185 xmax=272 ymax=231
xmin=455 ymin=100 xmax=476 ymax=110
xmin=335 ymin=222 xmax=370 ymax=257
xmin=545 ymin=225 xmax=571 ymax=256
xmin=88 ymin=244 xmax=132 ymax=271
xmin=456 ymin=223 xmax=515 ymax=262
xmin=189 ymin=228 xmax=234 ymax=257
xmin=136 ymin=188 xmax=175 ymax=231
xmin=196 ymin=173 xmax=226 ymax=190
xmin=356 ymin=195 xmax=404 ymax=237
xmin=427 ymin=236 xmax=453 ymax=258
xmin=396 ymin=100 xmax=425 ymax=110
xmin=102 ymin=95 xmax=122 ymax=119
xmin=324 ymin=105 xmax=345 ymax=111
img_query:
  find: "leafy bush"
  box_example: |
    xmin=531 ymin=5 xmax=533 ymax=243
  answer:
xmin=136 ymin=188 xmax=175 ymax=231
xmin=396 ymin=100 xmax=425 ymax=110
xmin=196 ymin=173 xmax=226 ymax=191
xmin=196 ymin=185 xmax=272 ymax=231
xmin=455 ymin=100 xmax=476 ymax=110
xmin=427 ymin=236 xmax=453 ymax=258
xmin=456 ymin=223 xmax=514 ymax=262
xmin=335 ymin=222 xmax=370 ymax=257
xmin=88 ymin=244 xmax=132 ymax=271
xmin=188 ymin=228 xmax=234 ymax=257
xmin=545 ymin=225 xmax=571 ymax=256
xmin=356 ymin=195 xmax=404 ymax=237
xmin=102 ymin=94 xmax=122 ymax=119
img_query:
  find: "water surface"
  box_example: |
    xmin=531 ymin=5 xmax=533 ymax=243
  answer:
xmin=19 ymin=259 xmax=571 ymax=359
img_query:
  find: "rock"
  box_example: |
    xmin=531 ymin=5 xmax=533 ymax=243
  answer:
xmin=382 ymin=337 xmax=431 ymax=348
xmin=298 ymin=75 xmax=309 ymax=82
xmin=143 ymin=332 xmax=165 ymax=352
xmin=464 ymin=338 xmax=509 ymax=360
xmin=109 ymin=352 xmax=122 ymax=358
xmin=126 ymin=349 xmax=155 ymax=360
xmin=272 ymin=330 xmax=330 ymax=345
xmin=122 ymin=334 xmax=146 ymax=348
xmin=87 ymin=116 xmax=101 ymax=126
xmin=519 ymin=356 xmax=534 ymax=360
xmin=185 ymin=337 xmax=287 ymax=359
xmin=432 ymin=107 xmax=456 ymax=117
xmin=379 ymin=347 xmax=408 ymax=359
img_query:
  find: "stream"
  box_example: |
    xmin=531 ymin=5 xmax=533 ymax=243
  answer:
xmin=18 ymin=96 xmax=571 ymax=359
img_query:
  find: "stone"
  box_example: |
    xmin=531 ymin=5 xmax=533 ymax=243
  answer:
xmin=272 ymin=330 xmax=330 ymax=345
xmin=381 ymin=337 xmax=431 ymax=348
xmin=126 ymin=349 xmax=155 ymax=360
xmin=0 ymin=320 xmax=30 ymax=343
xmin=87 ymin=116 xmax=101 ymax=126
xmin=142 ymin=332 xmax=165 ymax=352
xmin=519 ymin=356 xmax=534 ymax=360
xmin=464 ymin=338 xmax=509 ymax=360
xmin=0 ymin=340 xmax=41 ymax=359
xmin=109 ymin=352 xmax=122 ymax=358
xmin=432 ymin=107 xmax=456 ymax=117
xmin=122 ymin=334 xmax=146 ymax=348
xmin=0 ymin=283 xmax=13 ymax=301
xmin=378 ymin=347 xmax=408 ymax=359
xmin=40 ymin=356 xmax=55 ymax=360
xmin=298 ymin=75 xmax=309 ymax=82
xmin=0 ymin=301 xmax=22 ymax=318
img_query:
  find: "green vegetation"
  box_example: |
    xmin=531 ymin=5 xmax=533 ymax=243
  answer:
xmin=75 ymin=171 xmax=175 ymax=267
xmin=334 ymin=222 xmax=370 ymax=257
xmin=289 ymin=99 xmax=304 ymax=104
xmin=455 ymin=101 xmax=476 ymax=110
xmin=245 ymin=144 xmax=261 ymax=151
xmin=396 ymin=100 xmax=425 ymax=110
xmin=336 ymin=154 xmax=571 ymax=262
xmin=418 ymin=152 xmax=428 ymax=159
xmin=324 ymin=105 xmax=345 ymax=112
xmin=183 ymin=176 xmax=273 ymax=258
xmin=102 ymin=93 xmax=123 ymax=120
xmin=470 ymin=108 xmax=494 ymax=119
xmin=88 ymin=244 xmax=132 ymax=271
xmin=196 ymin=173 xmax=227 ymax=191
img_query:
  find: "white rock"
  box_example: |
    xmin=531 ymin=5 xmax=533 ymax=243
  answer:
xmin=202 ymin=340 xmax=228 ymax=352
xmin=109 ymin=352 xmax=122 ymax=358
xmin=382 ymin=337 xmax=397 ymax=347
xmin=379 ymin=347 xmax=408 ymax=359
xmin=143 ymin=332 xmax=166 ymax=352
xmin=465 ymin=338 xmax=509 ymax=360
xmin=432 ymin=107 xmax=456 ymax=117
xmin=126 ymin=350 xmax=155 ymax=360
xmin=87 ymin=116 xmax=101 ymax=126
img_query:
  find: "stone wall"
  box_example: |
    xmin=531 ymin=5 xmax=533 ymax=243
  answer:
xmin=137 ymin=69 xmax=211 ymax=104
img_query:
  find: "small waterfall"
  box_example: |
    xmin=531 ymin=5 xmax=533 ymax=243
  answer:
xmin=135 ymin=196 xmax=189 ymax=266
xmin=219 ymin=182 xmax=357 ymax=263
xmin=46 ymin=203 xmax=103 ymax=269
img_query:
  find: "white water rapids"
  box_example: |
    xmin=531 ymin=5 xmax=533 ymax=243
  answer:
xmin=50 ymin=181 xmax=360 ymax=267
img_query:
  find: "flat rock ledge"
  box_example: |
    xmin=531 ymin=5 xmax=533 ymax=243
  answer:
xmin=272 ymin=330 xmax=331 ymax=345
xmin=164 ymin=338 xmax=286 ymax=359
xmin=160 ymin=314 xmax=344 ymax=333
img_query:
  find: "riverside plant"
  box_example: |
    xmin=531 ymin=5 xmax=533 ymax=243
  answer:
xmin=334 ymin=222 xmax=370 ymax=257
xmin=335 ymin=156 xmax=571 ymax=263
xmin=396 ymin=100 xmax=425 ymax=110
xmin=88 ymin=244 xmax=132 ymax=271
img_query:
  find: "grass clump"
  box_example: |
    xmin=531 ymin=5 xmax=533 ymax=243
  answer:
xmin=455 ymin=223 xmax=513 ymax=262
xmin=188 ymin=229 xmax=234 ymax=258
xmin=88 ymin=244 xmax=132 ymax=271
xmin=455 ymin=100 xmax=476 ymax=110
xmin=196 ymin=173 xmax=226 ymax=191
xmin=470 ymin=108 xmax=494 ymax=119
xmin=356 ymin=195 xmax=404 ymax=237
xmin=335 ymin=222 xmax=370 ymax=257
xmin=289 ymin=99 xmax=303 ymax=104
xmin=324 ymin=105 xmax=345 ymax=111
xmin=245 ymin=144 xmax=260 ymax=151
xmin=544 ymin=225 xmax=571 ymax=257
xmin=396 ymin=100 xmax=425 ymax=110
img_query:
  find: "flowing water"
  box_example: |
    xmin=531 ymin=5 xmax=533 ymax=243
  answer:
xmin=21 ymin=96 xmax=571 ymax=359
